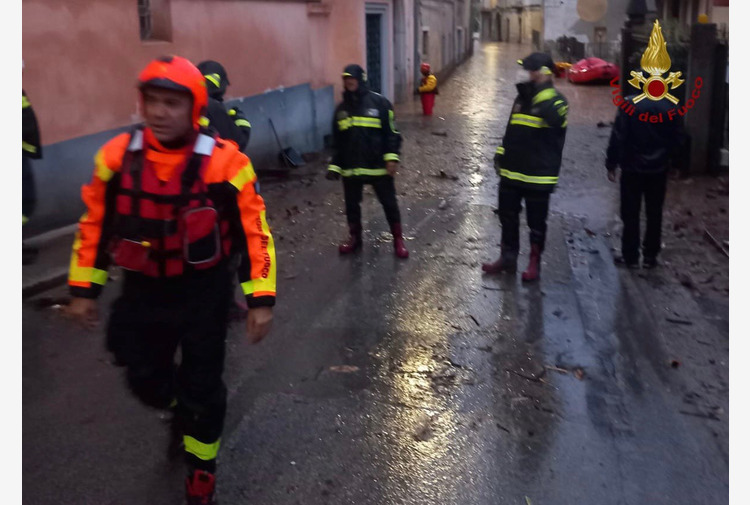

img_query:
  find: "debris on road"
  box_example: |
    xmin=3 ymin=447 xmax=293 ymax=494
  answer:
xmin=666 ymin=317 xmax=693 ymax=325
xmin=703 ymin=228 xmax=729 ymax=258
xmin=573 ymin=368 xmax=585 ymax=380
xmin=431 ymin=130 xmax=448 ymax=137
xmin=481 ymin=285 xmax=505 ymax=291
xmin=328 ymin=365 xmax=360 ymax=373
xmin=469 ymin=314 xmax=481 ymax=327
xmin=670 ymin=360 xmax=681 ymax=369
xmin=439 ymin=200 xmax=448 ymax=210
xmin=679 ymin=409 xmax=721 ymax=421
xmin=433 ymin=170 xmax=459 ymax=181
xmin=545 ymin=365 xmax=569 ymax=375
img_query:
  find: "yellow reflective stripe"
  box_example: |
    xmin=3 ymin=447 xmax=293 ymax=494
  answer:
xmin=229 ymin=163 xmax=257 ymax=191
xmin=517 ymin=59 xmax=523 ymax=65
xmin=69 ymin=265 xmax=109 ymax=286
xmin=184 ymin=436 xmax=220 ymax=461
xmin=204 ymin=74 xmax=221 ymax=88
xmin=510 ymin=113 xmax=549 ymax=128
xmin=22 ymin=95 xmax=31 ymax=108
xmin=22 ymin=215 xmax=28 ymax=225
xmin=496 ymin=146 xmax=505 ymax=155
xmin=532 ymin=88 xmax=558 ymax=105
xmin=228 ymin=108 xmax=237 ymax=117
xmin=22 ymin=141 xmax=37 ymax=154
xmin=234 ymin=119 xmax=251 ymax=128
xmin=384 ymin=153 xmax=400 ymax=162
xmin=198 ymin=116 xmax=210 ymax=127
xmin=352 ymin=116 xmax=381 ymax=127
xmin=499 ymin=169 xmax=558 ymax=185
xmin=241 ymin=277 xmax=276 ymax=296
xmin=341 ymin=168 xmax=389 ymax=177
xmin=327 ymin=165 xmax=342 ymax=174
xmin=69 ymin=231 xmax=108 ymax=287
xmin=562 ymin=119 xmax=568 ymax=128
xmin=94 ymin=150 xmax=115 ymax=182
xmin=388 ymin=110 xmax=399 ymax=133
xmin=241 ymin=209 xmax=276 ymax=297
xmin=338 ymin=118 xmax=382 ymax=131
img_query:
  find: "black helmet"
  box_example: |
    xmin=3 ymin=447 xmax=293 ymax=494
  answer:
xmin=517 ymin=52 xmax=556 ymax=76
xmin=196 ymin=60 xmax=230 ymax=100
xmin=342 ymin=64 xmax=368 ymax=88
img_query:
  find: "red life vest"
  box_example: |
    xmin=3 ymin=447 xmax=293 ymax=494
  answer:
xmin=110 ymin=127 xmax=232 ymax=277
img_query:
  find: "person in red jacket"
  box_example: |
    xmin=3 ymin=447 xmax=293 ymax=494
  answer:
xmin=64 ymin=55 xmax=276 ymax=505
xmin=417 ymin=62 xmax=438 ymax=116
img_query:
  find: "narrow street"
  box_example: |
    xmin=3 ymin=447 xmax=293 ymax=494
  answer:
xmin=23 ymin=43 xmax=729 ymax=505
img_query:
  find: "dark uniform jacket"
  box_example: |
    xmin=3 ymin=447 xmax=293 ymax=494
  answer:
xmin=203 ymin=97 xmax=251 ymax=152
xmin=23 ymin=90 xmax=42 ymax=159
xmin=494 ymin=81 xmax=568 ymax=191
xmin=327 ymin=89 xmax=402 ymax=178
xmin=605 ymin=95 xmax=686 ymax=174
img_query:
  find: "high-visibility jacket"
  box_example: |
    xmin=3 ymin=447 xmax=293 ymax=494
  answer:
xmin=68 ymin=126 xmax=276 ymax=308
xmin=494 ymin=81 xmax=568 ymax=191
xmin=419 ymin=74 xmax=438 ymax=94
xmin=327 ymin=89 xmax=402 ymax=178
xmin=22 ymin=90 xmax=42 ymax=160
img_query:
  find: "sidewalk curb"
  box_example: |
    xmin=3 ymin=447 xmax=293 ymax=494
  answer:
xmin=22 ymin=224 xmax=77 ymax=299
xmin=23 ymin=268 xmax=69 ymax=300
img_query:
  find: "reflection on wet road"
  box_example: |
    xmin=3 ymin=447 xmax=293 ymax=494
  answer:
xmin=22 ymin=43 xmax=728 ymax=505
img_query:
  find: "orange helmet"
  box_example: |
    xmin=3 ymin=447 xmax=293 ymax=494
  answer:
xmin=420 ymin=62 xmax=431 ymax=73
xmin=137 ymin=55 xmax=208 ymax=127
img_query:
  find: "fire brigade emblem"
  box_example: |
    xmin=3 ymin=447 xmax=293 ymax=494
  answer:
xmin=628 ymin=19 xmax=684 ymax=104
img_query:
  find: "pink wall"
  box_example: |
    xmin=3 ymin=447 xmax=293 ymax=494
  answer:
xmin=22 ymin=0 xmax=368 ymax=145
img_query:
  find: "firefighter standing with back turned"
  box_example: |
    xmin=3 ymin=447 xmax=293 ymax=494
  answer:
xmin=482 ymin=52 xmax=568 ymax=282
xmin=64 ymin=55 xmax=276 ymax=505
xmin=326 ymin=64 xmax=409 ymax=259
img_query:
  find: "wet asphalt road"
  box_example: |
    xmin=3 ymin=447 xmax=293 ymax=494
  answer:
xmin=23 ymin=43 xmax=728 ymax=504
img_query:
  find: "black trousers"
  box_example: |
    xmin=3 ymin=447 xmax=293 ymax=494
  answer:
xmin=107 ymin=266 xmax=232 ymax=472
xmin=343 ymin=176 xmax=401 ymax=227
xmin=22 ymin=157 xmax=36 ymax=221
xmin=620 ymin=170 xmax=668 ymax=263
xmin=498 ymin=183 xmax=551 ymax=252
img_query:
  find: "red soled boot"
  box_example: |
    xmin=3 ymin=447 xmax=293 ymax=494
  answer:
xmin=185 ymin=470 xmax=216 ymax=505
xmin=339 ymin=223 xmax=362 ymax=254
xmin=521 ymin=243 xmax=542 ymax=282
xmin=391 ymin=223 xmax=409 ymax=259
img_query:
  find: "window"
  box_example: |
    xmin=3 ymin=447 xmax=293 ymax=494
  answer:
xmin=422 ymin=28 xmax=430 ymax=57
xmin=138 ymin=0 xmax=152 ymax=40
xmin=138 ymin=0 xmax=172 ymax=42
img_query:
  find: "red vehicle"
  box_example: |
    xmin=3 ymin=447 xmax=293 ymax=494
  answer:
xmin=567 ymin=57 xmax=620 ymax=84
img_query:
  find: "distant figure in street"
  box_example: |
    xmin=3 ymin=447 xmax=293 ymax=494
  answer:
xmin=418 ymin=62 xmax=438 ymax=116
xmin=605 ymin=87 xmax=686 ymax=269
xmin=482 ymin=52 xmax=569 ymax=282
xmin=326 ymin=64 xmax=409 ymax=258
xmin=22 ymin=84 xmax=43 ymax=265
xmin=64 ymin=55 xmax=276 ymax=505
xmin=196 ymin=60 xmax=251 ymax=151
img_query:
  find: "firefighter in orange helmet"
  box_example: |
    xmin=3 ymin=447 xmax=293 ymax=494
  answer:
xmin=64 ymin=56 xmax=276 ymax=505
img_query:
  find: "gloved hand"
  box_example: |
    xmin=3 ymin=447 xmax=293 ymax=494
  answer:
xmin=326 ymin=171 xmax=341 ymax=181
